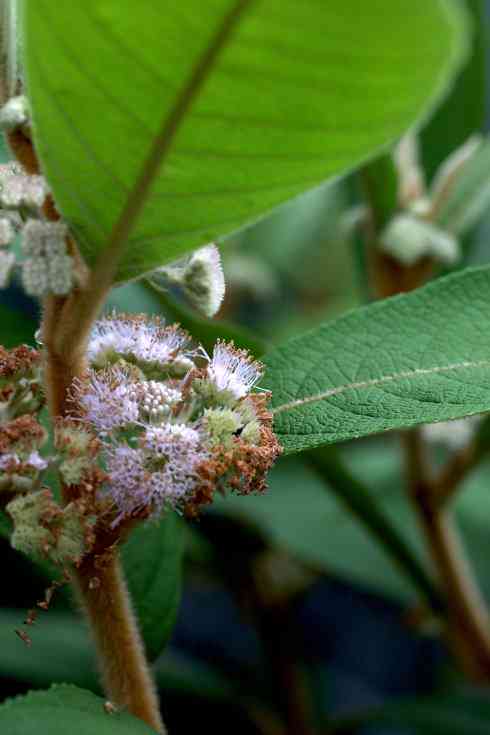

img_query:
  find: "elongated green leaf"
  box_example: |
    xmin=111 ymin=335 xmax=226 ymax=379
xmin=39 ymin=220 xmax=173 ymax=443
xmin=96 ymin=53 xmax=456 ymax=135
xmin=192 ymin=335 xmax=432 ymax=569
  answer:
xmin=435 ymin=137 xmax=490 ymax=236
xmin=214 ymin=442 xmax=490 ymax=606
xmin=0 ymin=609 xmax=235 ymax=701
xmin=421 ymin=0 xmax=486 ymax=181
xmin=214 ymin=450 xmax=430 ymax=603
xmin=23 ymin=1 xmax=467 ymax=282
xmin=0 ymin=303 xmax=37 ymax=347
xmin=264 ymin=265 xmax=490 ymax=453
xmin=331 ymin=691 xmax=490 ymax=734
xmin=0 ymin=685 xmax=156 ymax=734
xmin=122 ymin=512 xmax=185 ymax=661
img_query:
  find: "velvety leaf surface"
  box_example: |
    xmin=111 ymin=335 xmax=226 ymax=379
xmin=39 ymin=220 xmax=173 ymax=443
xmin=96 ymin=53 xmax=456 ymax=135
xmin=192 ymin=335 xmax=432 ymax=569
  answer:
xmin=0 ymin=685 xmax=157 ymax=734
xmin=23 ymin=1 xmax=467 ymax=281
xmin=264 ymin=266 xmax=490 ymax=453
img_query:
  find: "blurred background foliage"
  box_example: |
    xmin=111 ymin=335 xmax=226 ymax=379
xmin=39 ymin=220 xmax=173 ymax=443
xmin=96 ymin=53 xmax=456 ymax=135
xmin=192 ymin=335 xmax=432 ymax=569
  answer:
xmin=3 ymin=1 xmax=490 ymax=734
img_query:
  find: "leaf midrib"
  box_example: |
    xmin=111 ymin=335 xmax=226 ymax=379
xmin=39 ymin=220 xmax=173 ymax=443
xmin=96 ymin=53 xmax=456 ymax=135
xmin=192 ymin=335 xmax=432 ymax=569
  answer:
xmin=272 ymin=359 xmax=490 ymax=415
xmin=94 ymin=0 xmax=254 ymax=284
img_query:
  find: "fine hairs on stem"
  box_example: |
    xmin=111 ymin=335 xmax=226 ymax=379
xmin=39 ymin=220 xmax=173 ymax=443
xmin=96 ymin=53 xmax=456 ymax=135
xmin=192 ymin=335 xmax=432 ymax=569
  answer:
xmin=8 ymin=107 xmax=167 ymax=729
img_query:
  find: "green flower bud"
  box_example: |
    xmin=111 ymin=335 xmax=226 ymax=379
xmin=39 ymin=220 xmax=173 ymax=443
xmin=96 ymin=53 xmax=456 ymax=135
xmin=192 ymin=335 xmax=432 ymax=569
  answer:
xmin=203 ymin=408 xmax=242 ymax=448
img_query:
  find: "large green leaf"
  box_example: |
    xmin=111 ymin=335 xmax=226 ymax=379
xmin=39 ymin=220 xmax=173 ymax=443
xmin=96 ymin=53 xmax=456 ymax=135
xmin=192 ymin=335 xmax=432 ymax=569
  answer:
xmin=0 ymin=685 xmax=156 ymax=734
xmin=0 ymin=609 xmax=234 ymax=701
xmin=421 ymin=0 xmax=486 ymax=180
xmin=214 ymin=443 xmax=490 ymax=606
xmin=264 ymin=265 xmax=490 ymax=453
xmin=213 ymin=449 xmax=429 ymax=603
xmin=0 ymin=303 xmax=37 ymax=347
xmin=331 ymin=691 xmax=490 ymax=734
xmin=23 ymin=1 xmax=467 ymax=282
xmin=122 ymin=513 xmax=185 ymax=661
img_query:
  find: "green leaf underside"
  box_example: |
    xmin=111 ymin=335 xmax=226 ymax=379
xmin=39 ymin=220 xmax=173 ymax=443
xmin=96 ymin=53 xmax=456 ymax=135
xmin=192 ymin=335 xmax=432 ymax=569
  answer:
xmin=264 ymin=265 xmax=490 ymax=453
xmin=24 ymin=1 xmax=467 ymax=281
xmin=0 ymin=685 xmax=156 ymax=734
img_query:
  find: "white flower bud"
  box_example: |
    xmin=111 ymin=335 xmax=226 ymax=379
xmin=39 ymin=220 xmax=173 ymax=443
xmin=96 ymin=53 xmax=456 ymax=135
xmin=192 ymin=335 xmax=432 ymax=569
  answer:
xmin=22 ymin=219 xmax=67 ymax=257
xmin=0 ymin=95 xmax=29 ymax=130
xmin=21 ymin=256 xmax=49 ymax=297
xmin=183 ymin=244 xmax=225 ymax=317
xmin=0 ymin=164 xmax=47 ymax=209
xmin=422 ymin=416 xmax=481 ymax=451
xmin=394 ymin=134 xmax=426 ymax=207
xmin=0 ymin=216 xmax=14 ymax=246
xmin=0 ymin=248 xmax=16 ymax=288
xmin=48 ymin=253 xmax=74 ymax=295
xmin=150 ymin=243 xmax=225 ymax=318
xmin=380 ymin=214 xmax=460 ymax=267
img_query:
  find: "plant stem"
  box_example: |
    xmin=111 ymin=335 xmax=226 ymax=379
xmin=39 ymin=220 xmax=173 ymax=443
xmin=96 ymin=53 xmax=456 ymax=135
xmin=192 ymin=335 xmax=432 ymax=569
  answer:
xmin=76 ymin=552 xmax=164 ymax=732
xmin=403 ymin=430 xmax=490 ymax=680
xmin=11 ymin=106 xmax=165 ymax=733
xmin=361 ymin=156 xmax=490 ymax=681
xmin=43 ymin=291 xmax=166 ymax=732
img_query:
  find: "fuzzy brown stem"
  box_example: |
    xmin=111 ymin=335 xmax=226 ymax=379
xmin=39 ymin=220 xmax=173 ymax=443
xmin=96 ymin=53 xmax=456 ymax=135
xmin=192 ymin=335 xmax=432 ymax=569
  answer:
xmin=12 ymin=107 xmax=165 ymax=731
xmin=403 ymin=430 xmax=490 ymax=680
xmin=43 ymin=306 xmax=166 ymax=730
xmin=76 ymin=553 xmax=165 ymax=732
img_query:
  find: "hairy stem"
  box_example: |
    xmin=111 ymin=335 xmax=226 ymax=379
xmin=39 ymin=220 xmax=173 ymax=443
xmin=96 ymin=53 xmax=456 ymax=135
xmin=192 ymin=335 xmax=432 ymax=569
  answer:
xmin=403 ymin=430 xmax=490 ymax=680
xmin=76 ymin=553 xmax=164 ymax=732
xmin=43 ymin=300 xmax=165 ymax=731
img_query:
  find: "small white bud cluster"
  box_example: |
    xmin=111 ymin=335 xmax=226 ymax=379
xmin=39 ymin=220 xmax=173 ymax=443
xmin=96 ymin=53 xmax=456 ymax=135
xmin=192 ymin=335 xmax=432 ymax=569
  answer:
xmin=0 ymin=162 xmax=47 ymax=210
xmin=21 ymin=219 xmax=74 ymax=296
xmin=380 ymin=215 xmax=459 ymax=267
xmin=377 ymin=134 xmax=482 ymax=268
xmin=0 ymin=249 xmax=15 ymax=288
xmin=422 ymin=416 xmax=482 ymax=452
xmin=0 ymin=211 xmax=23 ymax=287
xmin=138 ymin=381 xmax=182 ymax=421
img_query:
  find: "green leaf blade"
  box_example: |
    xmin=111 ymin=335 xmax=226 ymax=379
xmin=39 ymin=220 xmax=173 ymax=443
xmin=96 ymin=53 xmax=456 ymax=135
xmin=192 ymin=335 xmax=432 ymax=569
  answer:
xmin=122 ymin=512 xmax=185 ymax=661
xmin=0 ymin=685 xmax=157 ymax=734
xmin=24 ymin=0 xmax=468 ymax=281
xmin=264 ymin=266 xmax=490 ymax=453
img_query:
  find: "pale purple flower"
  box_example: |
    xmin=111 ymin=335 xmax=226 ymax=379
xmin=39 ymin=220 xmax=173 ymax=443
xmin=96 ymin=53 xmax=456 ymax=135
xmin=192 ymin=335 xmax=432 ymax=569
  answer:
xmin=87 ymin=315 xmax=189 ymax=369
xmin=0 ymin=450 xmax=47 ymax=472
xmin=107 ymin=425 xmax=208 ymax=519
xmin=76 ymin=369 xmax=139 ymax=433
xmin=207 ymin=341 xmax=263 ymax=400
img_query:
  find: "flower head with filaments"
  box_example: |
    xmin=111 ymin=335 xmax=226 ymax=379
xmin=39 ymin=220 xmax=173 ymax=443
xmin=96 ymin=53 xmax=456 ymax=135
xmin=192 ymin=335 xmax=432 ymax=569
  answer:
xmin=72 ymin=313 xmax=281 ymax=525
xmin=87 ymin=314 xmax=190 ymax=373
xmin=74 ymin=368 xmax=139 ymax=434
xmin=206 ymin=340 xmax=263 ymax=400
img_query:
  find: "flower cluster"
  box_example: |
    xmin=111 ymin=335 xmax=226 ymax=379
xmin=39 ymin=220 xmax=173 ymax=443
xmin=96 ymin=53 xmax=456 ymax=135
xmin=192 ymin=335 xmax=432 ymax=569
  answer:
xmin=72 ymin=313 xmax=281 ymax=523
xmin=0 ymin=344 xmax=96 ymax=565
xmin=0 ymin=97 xmax=77 ymax=297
